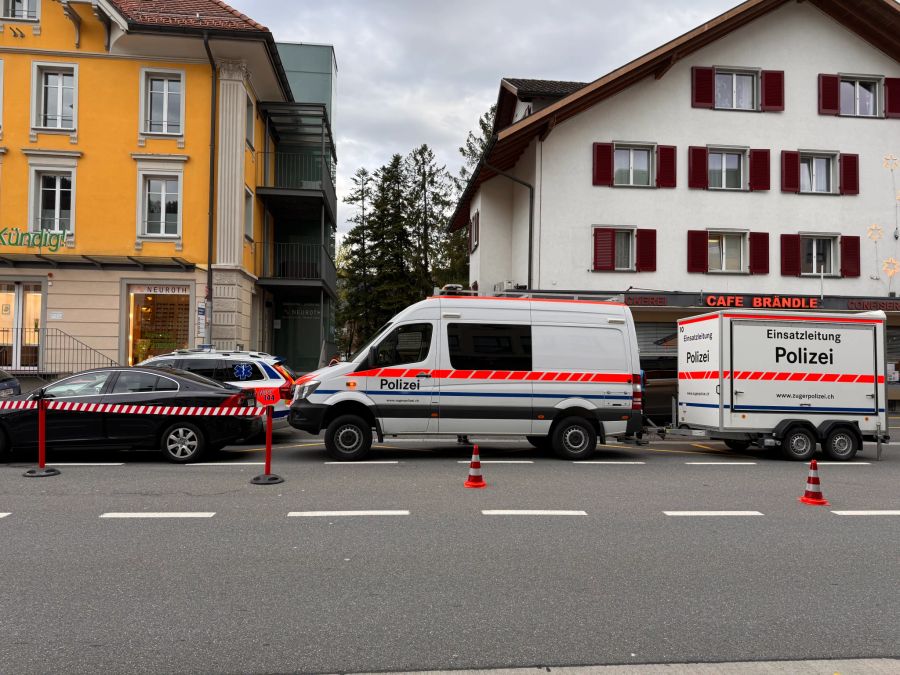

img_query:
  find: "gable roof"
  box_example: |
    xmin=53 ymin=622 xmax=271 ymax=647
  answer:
xmin=109 ymin=0 xmax=266 ymax=32
xmin=450 ymin=0 xmax=900 ymax=232
xmin=503 ymin=78 xmax=589 ymax=99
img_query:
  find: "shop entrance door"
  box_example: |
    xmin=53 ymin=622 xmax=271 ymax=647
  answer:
xmin=0 ymin=283 xmax=43 ymax=371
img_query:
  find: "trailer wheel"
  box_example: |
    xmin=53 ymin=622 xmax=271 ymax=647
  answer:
xmin=551 ymin=418 xmax=597 ymax=460
xmin=823 ymin=428 xmax=858 ymax=461
xmin=780 ymin=427 xmax=816 ymax=461
xmin=724 ymin=439 xmax=751 ymax=452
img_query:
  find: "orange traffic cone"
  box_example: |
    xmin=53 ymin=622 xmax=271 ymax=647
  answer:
xmin=798 ymin=459 xmax=829 ymax=506
xmin=464 ymin=445 xmax=486 ymax=489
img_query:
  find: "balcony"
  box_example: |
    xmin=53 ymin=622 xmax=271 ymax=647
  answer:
xmin=258 ymin=242 xmax=337 ymax=298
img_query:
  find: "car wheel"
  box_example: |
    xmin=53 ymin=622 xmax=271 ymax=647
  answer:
xmin=161 ymin=422 xmax=205 ymax=463
xmin=525 ymin=435 xmax=551 ymax=450
xmin=724 ymin=439 xmax=751 ymax=452
xmin=824 ymin=428 xmax=858 ymax=461
xmin=780 ymin=427 xmax=816 ymax=461
xmin=325 ymin=415 xmax=372 ymax=461
xmin=551 ymin=417 xmax=597 ymax=460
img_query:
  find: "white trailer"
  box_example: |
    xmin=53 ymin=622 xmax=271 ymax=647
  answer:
xmin=676 ymin=309 xmax=888 ymax=461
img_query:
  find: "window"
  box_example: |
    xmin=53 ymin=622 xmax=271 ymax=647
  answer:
xmin=447 ymin=323 xmax=531 ymax=371
xmin=840 ymin=78 xmax=878 ymax=117
xmin=180 ymin=359 xmax=224 ymax=381
xmin=244 ymin=188 xmax=253 ymax=240
xmin=800 ymin=154 xmax=833 ymax=194
xmin=0 ymin=61 xmax=4 ymax=135
xmin=143 ymin=176 xmax=180 ymax=236
xmin=801 ymin=236 xmax=836 ymax=275
xmin=373 ymin=323 xmax=433 ymax=368
xmin=145 ymin=73 xmax=182 ymax=134
xmin=1 ymin=0 xmax=37 ymax=20
xmin=245 ymin=94 xmax=254 ymax=148
xmin=614 ymin=230 xmax=633 ymax=270
xmin=37 ymin=172 xmax=73 ymax=232
xmin=707 ymin=232 xmax=745 ymax=272
xmin=708 ymin=150 xmax=743 ymax=189
xmin=715 ymin=71 xmax=756 ymax=110
xmin=36 ymin=66 xmax=75 ymax=129
xmin=532 ymin=326 xmax=626 ymax=372
xmin=614 ymin=146 xmax=652 ymax=186
xmin=224 ymin=362 xmax=265 ymax=382
xmin=44 ymin=372 xmax=110 ymax=398
xmin=155 ymin=376 xmax=178 ymax=392
xmin=112 ymin=371 xmax=165 ymax=394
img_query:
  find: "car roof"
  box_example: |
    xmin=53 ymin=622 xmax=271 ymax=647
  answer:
xmin=67 ymin=366 xmax=235 ymax=389
xmin=145 ymin=349 xmax=279 ymax=362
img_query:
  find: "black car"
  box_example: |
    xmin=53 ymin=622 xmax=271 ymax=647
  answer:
xmin=0 ymin=367 xmax=260 ymax=463
xmin=0 ymin=369 xmax=21 ymax=398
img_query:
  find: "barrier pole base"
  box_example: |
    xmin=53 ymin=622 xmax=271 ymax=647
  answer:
xmin=23 ymin=467 xmax=61 ymax=478
xmin=250 ymin=473 xmax=284 ymax=485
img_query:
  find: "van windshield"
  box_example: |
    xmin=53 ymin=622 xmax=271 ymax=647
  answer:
xmin=350 ymin=322 xmax=393 ymax=362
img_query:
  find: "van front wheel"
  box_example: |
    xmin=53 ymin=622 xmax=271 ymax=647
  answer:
xmin=551 ymin=418 xmax=597 ymax=460
xmin=325 ymin=414 xmax=373 ymax=461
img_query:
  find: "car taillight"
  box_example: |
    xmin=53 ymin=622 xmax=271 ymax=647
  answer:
xmin=273 ymin=364 xmax=295 ymax=401
xmin=221 ymin=392 xmax=254 ymax=408
xmin=631 ymin=373 xmax=643 ymax=411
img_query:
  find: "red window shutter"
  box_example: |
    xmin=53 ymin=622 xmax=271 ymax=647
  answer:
xmin=840 ymin=236 xmax=861 ymax=277
xmin=839 ymin=153 xmax=859 ymax=195
xmin=687 ymin=230 xmax=708 ymax=273
xmin=749 ymin=232 xmax=769 ymax=275
xmin=593 ymin=228 xmax=615 ymax=271
xmin=780 ymin=234 xmax=801 ymax=276
xmin=886 ymin=78 xmax=900 ymax=118
xmin=760 ymin=71 xmax=784 ymax=111
xmin=781 ymin=150 xmax=800 ymax=193
xmin=818 ymin=74 xmax=840 ymax=115
xmin=656 ymin=145 xmax=676 ymax=188
xmin=692 ymin=67 xmax=714 ymax=108
xmin=688 ymin=146 xmax=708 ymax=189
xmin=748 ymin=149 xmax=770 ymax=191
xmin=635 ymin=229 xmax=656 ymax=272
xmin=592 ymin=143 xmax=613 ymax=186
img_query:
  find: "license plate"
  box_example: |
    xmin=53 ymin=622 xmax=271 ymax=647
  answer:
xmin=0 ymin=389 xmax=11 ymax=397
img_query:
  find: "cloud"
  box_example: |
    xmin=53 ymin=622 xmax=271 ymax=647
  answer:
xmin=229 ymin=0 xmax=738 ymax=232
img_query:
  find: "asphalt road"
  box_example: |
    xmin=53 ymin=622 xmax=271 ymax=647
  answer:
xmin=1 ymin=428 xmax=898 ymax=674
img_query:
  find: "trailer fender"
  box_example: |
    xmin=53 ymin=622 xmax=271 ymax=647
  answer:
xmin=816 ymin=420 xmax=861 ymax=446
xmin=773 ymin=419 xmax=818 ymax=442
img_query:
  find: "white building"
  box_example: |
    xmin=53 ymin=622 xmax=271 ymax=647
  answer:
xmin=451 ymin=0 xmax=900 ymax=396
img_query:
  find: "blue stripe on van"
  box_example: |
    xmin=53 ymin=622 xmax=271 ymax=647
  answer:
xmin=734 ymin=405 xmax=882 ymax=414
xmin=680 ymin=402 xmax=731 ymax=409
xmin=316 ymin=389 xmax=632 ymax=401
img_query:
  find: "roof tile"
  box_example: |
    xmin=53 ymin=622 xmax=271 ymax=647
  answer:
xmin=110 ymin=0 xmax=267 ymax=32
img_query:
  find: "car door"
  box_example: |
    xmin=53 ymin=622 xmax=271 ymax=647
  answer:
xmin=42 ymin=371 xmax=113 ymax=446
xmin=366 ymin=322 xmax=438 ymax=434
xmin=104 ymin=370 xmax=181 ymax=445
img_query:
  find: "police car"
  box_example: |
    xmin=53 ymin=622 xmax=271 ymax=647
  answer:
xmin=139 ymin=349 xmax=296 ymax=429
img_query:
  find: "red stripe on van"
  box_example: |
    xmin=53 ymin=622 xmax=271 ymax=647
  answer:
xmin=678 ymin=314 xmax=718 ymax=325
xmin=723 ymin=313 xmax=883 ymax=324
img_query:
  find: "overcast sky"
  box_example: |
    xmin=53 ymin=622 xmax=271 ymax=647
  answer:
xmin=230 ymin=0 xmax=738 ymax=234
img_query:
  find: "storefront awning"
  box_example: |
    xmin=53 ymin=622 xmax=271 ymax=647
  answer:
xmin=0 ymin=254 xmax=195 ymax=271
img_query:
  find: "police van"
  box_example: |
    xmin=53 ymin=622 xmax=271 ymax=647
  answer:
xmin=289 ymin=295 xmax=643 ymax=460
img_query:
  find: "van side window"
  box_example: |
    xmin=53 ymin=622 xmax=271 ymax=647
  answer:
xmin=447 ymin=323 xmax=532 ymax=371
xmin=532 ymin=326 xmax=626 ymax=372
xmin=373 ymin=323 xmax=433 ymax=367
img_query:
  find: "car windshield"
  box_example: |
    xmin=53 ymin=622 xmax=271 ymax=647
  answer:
xmin=350 ymin=322 xmax=393 ymax=362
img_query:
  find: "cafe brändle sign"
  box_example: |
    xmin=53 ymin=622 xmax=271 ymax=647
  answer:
xmin=703 ymin=293 xmax=820 ymax=309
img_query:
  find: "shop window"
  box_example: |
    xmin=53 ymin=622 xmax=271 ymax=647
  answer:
xmin=447 ymin=323 xmax=531 ymax=371
xmin=37 ymin=172 xmax=73 ymax=233
xmin=373 ymin=323 xmax=433 ymax=368
xmin=801 ymin=236 xmax=836 ymax=275
xmin=128 ymin=287 xmax=190 ymax=365
xmin=142 ymin=175 xmax=180 ymax=237
xmin=1 ymin=0 xmax=38 ymax=19
xmin=34 ymin=65 xmax=76 ymax=130
xmin=143 ymin=71 xmax=183 ymax=135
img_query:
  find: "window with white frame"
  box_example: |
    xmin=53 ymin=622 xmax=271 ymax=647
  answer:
xmin=245 ymin=95 xmax=254 ymax=148
xmin=34 ymin=64 xmax=76 ymax=130
xmin=613 ymin=145 xmax=652 ymax=186
xmin=614 ymin=229 xmax=634 ymax=270
xmin=37 ymin=172 xmax=73 ymax=233
xmin=1 ymin=0 xmax=37 ymax=20
xmin=840 ymin=77 xmax=879 ymax=117
xmin=707 ymin=231 xmax=745 ymax=272
xmin=244 ymin=188 xmax=253 ymax=240
xmin=708 ymin=149 xmax=744 ymax=189
xmin=0 ymin=60 xmax=4 ymax=136
xmin=142 ymin=176 xmax=180 ymax=236
xmin=144 ymin=72 xmax=183 ymax=135
xmin=800 ymin=154 xmax=834 ymax=194
xmin=801 ymin=236 xmax=837 ymax=275
xmin=715 ymin=70 xmax=756 ymax=110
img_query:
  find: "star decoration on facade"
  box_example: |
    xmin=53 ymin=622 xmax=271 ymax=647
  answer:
xmin=883 ymin=258 xmax=900 ymax=278
xmin=867 ymin=223 xmax=884 ymax=241
xmin=885 ymin=154 xmax=900 ymax=170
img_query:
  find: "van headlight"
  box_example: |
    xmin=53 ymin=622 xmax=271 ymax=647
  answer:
xmin=295 ymin=380 xmax=320 ymax=402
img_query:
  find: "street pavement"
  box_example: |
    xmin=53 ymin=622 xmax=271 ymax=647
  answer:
xmin=1 ymin=427 xmax=898 ymax=674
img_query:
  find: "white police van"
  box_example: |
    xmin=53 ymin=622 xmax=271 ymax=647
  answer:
xmin=290 ymin=295 xmax=643 ymax=460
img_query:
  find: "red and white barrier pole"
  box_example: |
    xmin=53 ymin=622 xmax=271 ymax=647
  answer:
xmin=251 ymin=394 xmax=283 ymax=485
xmin=24 ymin=395 xmax=61 ymax=478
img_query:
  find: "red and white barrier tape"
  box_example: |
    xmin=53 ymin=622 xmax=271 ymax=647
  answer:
xmin=0 ymin=400 xmax=265 ymax=416
xmin=0 ymin=400 xmax=38 ymax=410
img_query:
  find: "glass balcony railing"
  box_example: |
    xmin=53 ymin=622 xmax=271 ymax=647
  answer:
xmin=256 ymin=152 xmax=336 ymax=216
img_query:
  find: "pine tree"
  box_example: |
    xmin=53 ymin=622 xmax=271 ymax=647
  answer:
xmin=405 ymin=144 xmax=454 ymax=295
xmin=337 ymin=167 xmax=376 ymax=354
xmin=456 ymin=104 xmax=496 ymax=191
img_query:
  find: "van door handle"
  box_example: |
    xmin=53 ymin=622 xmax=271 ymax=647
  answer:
xmin=734 ymin=390 xmax=744 ymax=395
xmin=866 ymin=394 xmax=875 ymax=398
xmin=415 ymin=372 xmax=432 ymax=379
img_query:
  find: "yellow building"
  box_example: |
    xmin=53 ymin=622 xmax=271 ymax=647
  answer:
xmin=0 ymin=0 xmax=337 ymax=376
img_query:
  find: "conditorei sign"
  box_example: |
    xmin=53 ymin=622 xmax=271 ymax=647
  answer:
xmin=0 ymin=227 xmax=66 ymax=252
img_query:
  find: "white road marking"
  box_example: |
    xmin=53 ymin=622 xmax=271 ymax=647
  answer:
xmin=685 ymin=461 xmax=757 ymax=465
xmin=324 ymin=461 xmax=399 ymax=465
xmin=188 ymin=462 xmax=265 ymax=466
xmin=815 ymin=462 xmax=872 ymax=466
xmin=0 ymin=513 xmax=9 ymax=519
xmin=482 ymin=510 xmax=587 ymax=516
xmin=50 ymin=463 xmax=124 ymax=466
xmin=831 ymin=510 xmax=900 ymax=516
xmin=288 ymin=510 xmax=409 ymax=517
xmin=455 ymin=460 xmax=534 ymax=464
xmin=100 ymin=512 xmax=215 ymax=518
xmin=664 ymin=511 xmax=764 ymax=517
xmin=574 ymin=461 xmax=646 ymax=464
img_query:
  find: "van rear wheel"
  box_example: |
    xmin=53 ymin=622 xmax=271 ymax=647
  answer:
xmin=325 ymin=414 xmax=373 ymax=461
xmin=824 ymin=428 xmax=858 ymax=461
xmin=551 ymin=418 xmax=597 ymax=460
xmin=780 ymin=427 xmax=816 ymax=461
